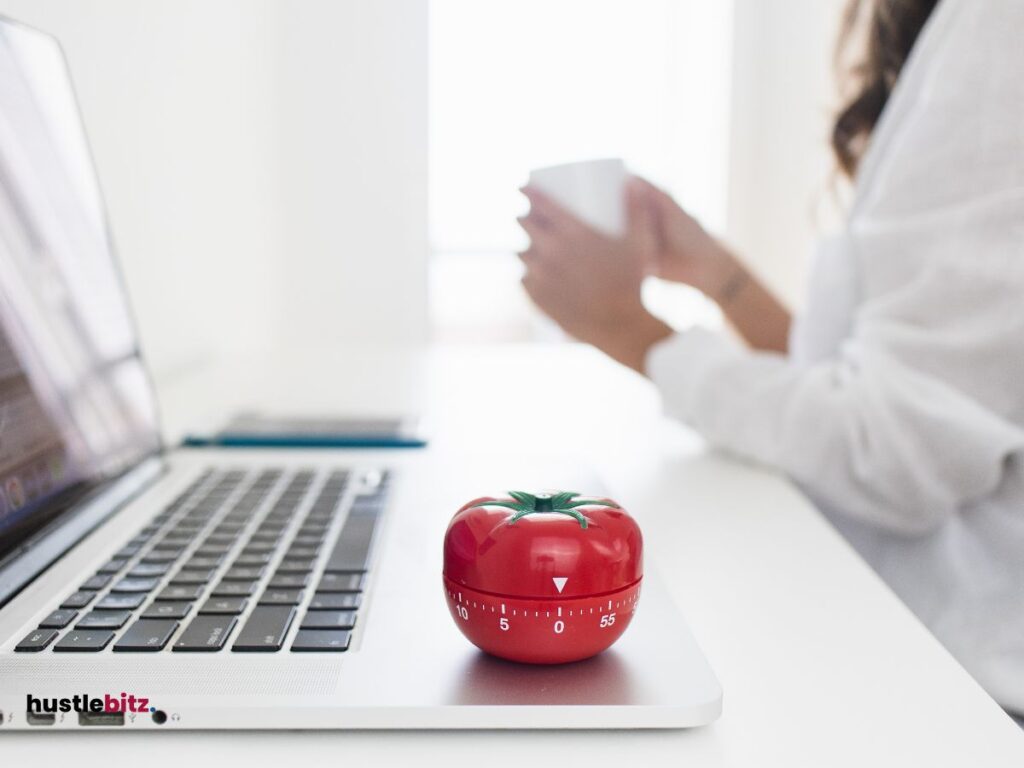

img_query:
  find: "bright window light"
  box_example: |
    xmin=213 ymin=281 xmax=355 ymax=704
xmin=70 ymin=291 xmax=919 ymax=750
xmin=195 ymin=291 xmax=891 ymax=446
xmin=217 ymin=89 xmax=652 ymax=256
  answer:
xmin=430 ymin=0 xmax=734 ymax=341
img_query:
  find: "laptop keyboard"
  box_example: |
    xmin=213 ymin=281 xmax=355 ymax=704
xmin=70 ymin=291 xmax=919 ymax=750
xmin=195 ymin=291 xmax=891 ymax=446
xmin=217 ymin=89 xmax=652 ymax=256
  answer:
xmin=12 ymin=465 xmax=388 ymax=654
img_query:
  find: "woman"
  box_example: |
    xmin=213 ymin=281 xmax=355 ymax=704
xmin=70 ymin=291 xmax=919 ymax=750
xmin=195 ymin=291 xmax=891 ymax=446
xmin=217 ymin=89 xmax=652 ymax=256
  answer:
xmin=518 ymin=0 xmax=1024 ymax=715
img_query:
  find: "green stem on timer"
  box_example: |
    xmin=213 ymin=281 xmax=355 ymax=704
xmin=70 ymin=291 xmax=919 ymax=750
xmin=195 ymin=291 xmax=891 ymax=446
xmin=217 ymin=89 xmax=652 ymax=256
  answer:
xmin=472 ymin=491 xmax=619 ymax=529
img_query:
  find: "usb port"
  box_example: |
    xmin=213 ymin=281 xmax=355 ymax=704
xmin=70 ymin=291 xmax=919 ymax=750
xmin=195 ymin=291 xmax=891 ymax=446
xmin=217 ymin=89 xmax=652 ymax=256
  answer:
xmin=26 ymin=711 xmax=56 ymax=726
xmin=78 ymin=711 xmax=125 ymax=726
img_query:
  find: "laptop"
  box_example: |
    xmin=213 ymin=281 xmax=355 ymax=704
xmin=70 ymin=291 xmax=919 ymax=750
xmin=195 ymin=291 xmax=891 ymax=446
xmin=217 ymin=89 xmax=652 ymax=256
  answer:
xmin=0 ymin=16 xmax=721 ymax=730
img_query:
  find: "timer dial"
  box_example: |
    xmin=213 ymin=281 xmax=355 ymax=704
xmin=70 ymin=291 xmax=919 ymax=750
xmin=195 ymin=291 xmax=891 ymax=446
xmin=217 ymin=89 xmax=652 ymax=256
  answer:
xmin=442 ymin=491 xmax=642 ymax=664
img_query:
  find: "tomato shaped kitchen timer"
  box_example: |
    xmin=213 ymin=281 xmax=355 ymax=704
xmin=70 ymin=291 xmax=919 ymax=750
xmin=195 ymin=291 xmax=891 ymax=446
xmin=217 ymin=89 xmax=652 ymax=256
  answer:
xmin=443 ymin=491 xmax=642 ymax=664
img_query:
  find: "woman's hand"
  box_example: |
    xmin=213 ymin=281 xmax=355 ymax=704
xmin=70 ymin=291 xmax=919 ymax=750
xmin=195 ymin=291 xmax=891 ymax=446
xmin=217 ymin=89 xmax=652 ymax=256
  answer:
xmin=635 ymin=178 xmax=792 ymax=353
xmin=517 ymin=182 xmax=673 ymax=373
xmin=633 ymin=179 xmax=739 ymax=298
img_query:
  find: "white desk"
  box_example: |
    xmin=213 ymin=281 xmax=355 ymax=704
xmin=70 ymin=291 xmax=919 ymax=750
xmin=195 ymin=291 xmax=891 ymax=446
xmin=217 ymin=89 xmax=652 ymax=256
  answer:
xmin=4 ymin=344 xmax=1022 ymax=765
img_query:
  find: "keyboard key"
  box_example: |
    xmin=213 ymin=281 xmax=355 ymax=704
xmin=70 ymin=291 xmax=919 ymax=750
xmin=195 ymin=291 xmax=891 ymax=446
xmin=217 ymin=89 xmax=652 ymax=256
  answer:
xmin=142 ymin=550 xmax=180 ymax=564
xmin=112 ymin=577 xmax=160 ymax=593
xmin=234 ymin=552 xmax=272 ymax=566
xmin=199 ymin=597 xmax=248 ymax=615
xmin=97 ymin=558 xmax=128 ymax=574
xmin=300 ymin=610 xmax=357 ymax=630
xmin=308 ymin=593 xmax=361 ymax=611
xmin=323 ymin=507 xmax=380 ymax=573
xmin=170 ymin=569 xmax=215 ymax=585
xmin=276 ymin=558 xmax=316 ymax=574
xmin=173 ymin=615 xmax=238 ymax=652
xmin=258 ymin=589 xmax=304 ymax=606
xmin=185 ymin=556 xmax=223 ymax=570
xmin=316 ymin=573 xmax=364 ymax=593
xmin=156 ymin=585 xmax=204 ymax=601
xmin=223 ymin=566 xmax=265 ymax=581
xmin=268 ymin=574 xmax=309 ymax=589
xmin=54 ymin=630 xmax=115 ymax=652
xmin=142 ymin=602 xmax=193 ymax=620
xmin=212 ymin=580 xmax=256 ymax=597
xmin=286 ymin=547 xmax=319 ymax=559
xmin=113 ymin=619 xmax=179 ymax=652
xmin=239 ymin=541 xmax=275 ymax=553
xmin=80 ymin=574 xmax=111 ymax=591
xmin=128 ymin=563 xmax=170 ymax=578
xmin=291 ymin=629 xmax=351 ymax=652
xmin=232 ymin=606 xmax=296 ymax=652
xmin=15 ymin=628 xmax=58 ymax=652
xmin=38 ymin=609 xmax=78 ymax=629
xmin=61 ymin=591 xmax=96 ymax=609
xmin=96 ymin=593 xmax=146 ymax=610
xmin=76 ymin=610 xmax=132 ymax=629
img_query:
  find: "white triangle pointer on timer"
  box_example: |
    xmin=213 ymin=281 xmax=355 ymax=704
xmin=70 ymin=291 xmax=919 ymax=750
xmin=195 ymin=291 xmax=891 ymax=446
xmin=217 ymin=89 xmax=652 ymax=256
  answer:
xmin=552 ymin=577 xmax=568 ymax=594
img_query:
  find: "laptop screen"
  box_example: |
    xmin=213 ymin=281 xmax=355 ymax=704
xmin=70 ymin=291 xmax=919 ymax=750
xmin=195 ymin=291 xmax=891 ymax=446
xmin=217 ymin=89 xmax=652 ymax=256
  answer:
xmin=0 ymin=19 xmax=160 ymax=557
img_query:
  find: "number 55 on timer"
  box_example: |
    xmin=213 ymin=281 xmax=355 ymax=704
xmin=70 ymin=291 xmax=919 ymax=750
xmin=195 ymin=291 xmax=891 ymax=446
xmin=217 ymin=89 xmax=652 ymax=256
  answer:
xmin=442 ymin=491 xmax=642 ymax=664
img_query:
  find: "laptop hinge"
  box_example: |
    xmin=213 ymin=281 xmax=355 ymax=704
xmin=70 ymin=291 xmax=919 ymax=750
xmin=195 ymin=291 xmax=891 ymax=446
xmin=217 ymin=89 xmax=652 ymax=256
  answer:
xmin=0 ymin=456 xmax=166 ymax=608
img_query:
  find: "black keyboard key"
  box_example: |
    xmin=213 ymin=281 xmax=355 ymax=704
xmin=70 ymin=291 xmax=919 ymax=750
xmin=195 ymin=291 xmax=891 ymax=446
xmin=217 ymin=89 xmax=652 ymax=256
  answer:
xmin=61 ymin=591 xmax=96 ymax=609
xmin=156 ymin=585 xmax=204 ymax=601
xmin=316 ymin=573 xmax=364 ymax=593
xmin=142 ymin=602 xmax=193 ymax=620
xmin=268 ymin=574 xmax=309 ymax=590
xmin=76 ymin=610 xmax=132 ymax=629
xmin=97 ymin=558 xmax=128 ymax=574
xmin=112 ymin=577 xmax=160 ymax=593
xmin=114 ymin=544 xmax=142 ymax=559
xmin=186 ymin=556 xmax=223 ymax=570
xmin=223 ymin=566 xmax=265 ymax=581
xmin=170 ymin=569 xmax=215 ymax=585
xmin=323 ymin=508 xmax=380 ymax=573
xmin=80 ymin=574 xmax=111 ymax=591
xmin=308 ymin=592 xmax=361 ymax=610
xmin=38 ymin=609 xmax=77 ymax=629
xmin=258 ymin=589 xmax=304 ymax=606
xmin=212 ymin=581 xmax=256 ymax=597
xmin=113 ymin=619 xmax=179 ymax=652
xmin=232 ymin=606 xmax=296 ymax=652
xmin=53 ymin=630 xmax=115 ymax=652
xmin=199 ymin=597 xmax=248 ymax=615
xmin=128 ymin=563 xmax=170 ymax=578
xmin=234 ymin=552 xmax=272 ymax=566
xmin=96 ymin=593 xmax=146 ymax=610
xmin=276 ymin=558 xmax=315 ymax=574
xmin=15 ymin=628 xmax=58 ymax=652
xmin=142 ymin=549 xmax=180 ymax=564
xmin=240 ymin=542 xmax=275 ymax=553
xmin=300 ymin=610 xmax=357 ymax=630
xmin=173 ymin=615 xmax=237 ymax=652
xmin=286 ymin=546 xmax=319 ymax=559
xmin=291 ymin=629 xmax=351 ymax=652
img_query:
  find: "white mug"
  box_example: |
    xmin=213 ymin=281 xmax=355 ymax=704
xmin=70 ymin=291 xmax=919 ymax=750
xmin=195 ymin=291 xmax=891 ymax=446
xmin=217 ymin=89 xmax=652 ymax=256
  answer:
xmin=527 ymin=158 xmax=627 ymax=237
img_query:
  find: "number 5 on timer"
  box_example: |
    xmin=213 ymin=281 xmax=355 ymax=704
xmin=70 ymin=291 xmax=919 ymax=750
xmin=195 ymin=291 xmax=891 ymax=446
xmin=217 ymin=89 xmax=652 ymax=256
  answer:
xmin=442 ymin=491 xmax=642 ymax=664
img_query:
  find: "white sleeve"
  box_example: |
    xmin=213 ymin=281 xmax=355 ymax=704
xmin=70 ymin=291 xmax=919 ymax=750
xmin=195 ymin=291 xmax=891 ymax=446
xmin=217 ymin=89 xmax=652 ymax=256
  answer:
xmin=647 ymin=0 xmax=1024 ymax=534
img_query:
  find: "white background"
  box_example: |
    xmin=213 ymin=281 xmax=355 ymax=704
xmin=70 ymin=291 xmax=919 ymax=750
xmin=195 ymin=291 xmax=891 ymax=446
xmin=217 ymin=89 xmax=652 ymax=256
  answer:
xmin=0 ymin=0 xmax=845 ymax=374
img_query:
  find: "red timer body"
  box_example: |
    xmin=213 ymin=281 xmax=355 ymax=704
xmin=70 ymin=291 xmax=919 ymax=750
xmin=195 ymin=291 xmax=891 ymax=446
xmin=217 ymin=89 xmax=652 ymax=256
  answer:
xmin=442 ymin=491 xmax=642 ymax=664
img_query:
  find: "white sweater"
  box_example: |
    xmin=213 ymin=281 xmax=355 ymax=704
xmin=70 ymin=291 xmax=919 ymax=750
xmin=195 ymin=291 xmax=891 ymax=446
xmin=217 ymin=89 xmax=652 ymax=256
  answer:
xmin=646 ymin=0 xmax=1024 ymax=711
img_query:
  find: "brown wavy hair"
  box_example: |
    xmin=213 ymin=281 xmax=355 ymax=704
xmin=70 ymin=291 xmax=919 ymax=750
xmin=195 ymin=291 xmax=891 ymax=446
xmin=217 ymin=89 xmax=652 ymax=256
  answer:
xmin=832 ymin=0 xmax=940 ymax=177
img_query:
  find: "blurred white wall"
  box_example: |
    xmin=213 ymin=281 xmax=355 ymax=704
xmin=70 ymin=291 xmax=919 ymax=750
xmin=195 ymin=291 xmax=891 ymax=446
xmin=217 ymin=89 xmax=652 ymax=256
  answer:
xmin=0 ymin=0 xmax=428 ymax=385
xmin=726 ymin=0 xmax=849 ymax=308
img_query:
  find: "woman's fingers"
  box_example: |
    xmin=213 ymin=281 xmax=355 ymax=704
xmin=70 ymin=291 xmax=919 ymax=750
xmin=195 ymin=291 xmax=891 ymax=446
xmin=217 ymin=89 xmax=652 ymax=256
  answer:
xmin=520 ymin=186 xmax=590 ymax=236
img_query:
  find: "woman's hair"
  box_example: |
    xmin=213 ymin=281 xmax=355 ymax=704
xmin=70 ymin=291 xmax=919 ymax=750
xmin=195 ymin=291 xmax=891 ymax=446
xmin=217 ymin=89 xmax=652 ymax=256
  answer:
xmin=832 ymin=0 xmax=940 ymax=177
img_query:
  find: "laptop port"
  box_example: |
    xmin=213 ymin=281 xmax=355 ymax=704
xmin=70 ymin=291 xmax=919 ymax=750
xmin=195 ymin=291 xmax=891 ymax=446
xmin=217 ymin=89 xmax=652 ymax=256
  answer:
xmin=26 ymin=711 xmax=56 ymax=726
xmin=78 ymin=711 xmax=125 ymax=727
xmin=151 ymin=709 xmax=167 ymax=725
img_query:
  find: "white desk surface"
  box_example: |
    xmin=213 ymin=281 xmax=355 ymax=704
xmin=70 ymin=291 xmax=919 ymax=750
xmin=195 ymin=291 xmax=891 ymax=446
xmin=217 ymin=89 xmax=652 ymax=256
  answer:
xmin=4 ymin=343 xmax=1022 ymax=766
